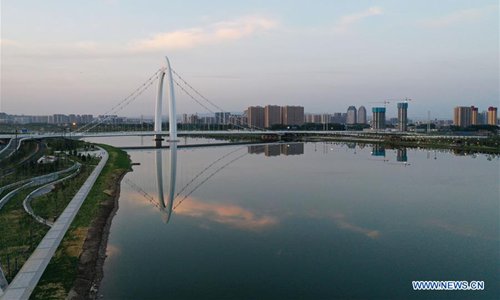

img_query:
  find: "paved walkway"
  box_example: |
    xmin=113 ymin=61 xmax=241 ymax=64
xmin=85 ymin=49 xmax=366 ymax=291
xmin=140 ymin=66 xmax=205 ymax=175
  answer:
xmin=0 ymin=148 xmax=108 ymax=300
xmin=23 ymin=165 xmax=82 ymax=227
xmin=0 ymin=162 xmax=80 ymax=211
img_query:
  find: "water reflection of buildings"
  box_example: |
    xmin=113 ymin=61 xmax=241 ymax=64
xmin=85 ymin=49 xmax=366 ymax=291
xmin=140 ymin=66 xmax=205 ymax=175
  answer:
xmin=371 ymin=145 xmax=386 ymax=157
xmin=369 ymin=145 xmax=412 ymax=165
xmin=248 ymin=143 xmax=304 ymax=157
xmin=396 ymin=148 xmax=407 ymax=162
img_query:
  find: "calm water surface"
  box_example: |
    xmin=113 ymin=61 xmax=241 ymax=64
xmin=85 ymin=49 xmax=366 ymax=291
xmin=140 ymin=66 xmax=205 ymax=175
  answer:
xmin=99 ymin=139 xmax=499 ymax=299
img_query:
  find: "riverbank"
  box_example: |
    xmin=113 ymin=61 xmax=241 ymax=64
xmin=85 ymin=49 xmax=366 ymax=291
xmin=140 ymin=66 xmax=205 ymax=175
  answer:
xmin=303 ymin=135 xmax=500 ymax=154
xmin=31 ymin=144 xmax=131 ymax=299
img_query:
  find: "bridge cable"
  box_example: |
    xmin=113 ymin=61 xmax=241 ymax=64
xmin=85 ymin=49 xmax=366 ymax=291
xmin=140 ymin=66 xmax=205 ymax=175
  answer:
xmin=75 ymin=68 xmax=162 ymax=133
xmin=171 ymin=69 xmax=266 ymax=131
xmin=123 ymin=178 xmax=162 ymax=210
xmin=173 ymin=151 xmax=248 ymax=210
xmin=174 ymin=146 xmax=245 ymax=198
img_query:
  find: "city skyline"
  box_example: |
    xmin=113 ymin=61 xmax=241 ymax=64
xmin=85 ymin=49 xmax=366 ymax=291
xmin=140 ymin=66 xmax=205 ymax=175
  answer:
xmin=0 ymin=2 xmax=498 ymax=299
xmin=1 ymin=1 xmax=498 ymax=119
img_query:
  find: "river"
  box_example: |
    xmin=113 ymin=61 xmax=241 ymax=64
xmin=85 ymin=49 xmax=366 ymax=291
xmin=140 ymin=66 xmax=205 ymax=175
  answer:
xmin=86 ymin=137 xmax=499 ymax=299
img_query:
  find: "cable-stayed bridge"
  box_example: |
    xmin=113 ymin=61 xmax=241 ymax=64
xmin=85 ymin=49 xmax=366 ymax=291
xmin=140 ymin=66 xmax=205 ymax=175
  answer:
xmin=0 ymin=56 xmax=487 ymax=145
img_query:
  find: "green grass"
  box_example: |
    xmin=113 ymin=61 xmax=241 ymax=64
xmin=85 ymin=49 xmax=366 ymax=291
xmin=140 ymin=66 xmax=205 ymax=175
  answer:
xmin=0 ymin=140 xmax=38 ymax=170
xmin=0 ymin=158 xmax=74 ymax=188
xmin=0 ymin=188 xmax=49 ymax=281
xmin=0 ymin=139 xmax=130 ymax=299
xmin=31 ymin=144 xmax=131 ymax=300
xmin=30 ymin=165 xmax=94 ymax=223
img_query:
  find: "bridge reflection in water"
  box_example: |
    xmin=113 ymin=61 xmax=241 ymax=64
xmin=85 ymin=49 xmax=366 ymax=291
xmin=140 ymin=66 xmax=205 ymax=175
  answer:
xmin=124 ymin=143 xmax=305 ymax=223
xmin=155 ymin=142 xmax=176 ymax=223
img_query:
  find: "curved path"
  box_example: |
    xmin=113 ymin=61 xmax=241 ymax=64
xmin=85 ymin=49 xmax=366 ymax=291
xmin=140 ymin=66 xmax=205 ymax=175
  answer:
xmin=0 ymin=148 xmax=108 ymax=300
xmin=0 ymin=162 xmax=80 ymax=211
xmin=22 ymin=165 xmax=82 ymax=227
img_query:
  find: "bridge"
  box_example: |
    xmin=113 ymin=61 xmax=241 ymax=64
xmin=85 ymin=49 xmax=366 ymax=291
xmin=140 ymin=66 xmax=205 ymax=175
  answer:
xmin=0 ymin=55 xmax=489 ymax=150
xmin=0 ymin=56 xmax=495 ymax=299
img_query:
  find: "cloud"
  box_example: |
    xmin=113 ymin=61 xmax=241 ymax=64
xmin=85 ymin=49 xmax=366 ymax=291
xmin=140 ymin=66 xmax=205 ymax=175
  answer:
xmin=0 ymin=39 xmax=20 ymax=47
xmin=331 ymin=213 xmax=380 ymax=239
xmin=129 ymin=15 xmax=278 ymax=52
xmin=309 ymin=210 xmax=380 ymax=239
xmin=74 ymin=41 xmax=99 ymax=51
xmin=333 ymin=7 xmax=383 ymax=33
xmin=175 ymin=197 xmax=278 ymax=230
xmin=1 ymin=15 xmax=278 ymax=59
xmin=420 ymin=5 xmax=497 ymax=28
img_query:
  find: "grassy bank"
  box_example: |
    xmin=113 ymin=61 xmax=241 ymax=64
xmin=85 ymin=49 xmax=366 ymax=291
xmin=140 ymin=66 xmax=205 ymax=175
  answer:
xmin=31 ymin=144 xmax=131 ymax=299
xmin=0 ymin=188 xmax=49 ymax=281
xmin=0 ymin=139 xmax=92 ymax=282
xmin=31 ymin=165 xmax=94 ymax=223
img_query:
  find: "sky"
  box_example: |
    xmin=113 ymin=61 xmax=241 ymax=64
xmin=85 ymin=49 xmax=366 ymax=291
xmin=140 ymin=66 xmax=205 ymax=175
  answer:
xmin=1 ymin=0 xmax=498 ymax=119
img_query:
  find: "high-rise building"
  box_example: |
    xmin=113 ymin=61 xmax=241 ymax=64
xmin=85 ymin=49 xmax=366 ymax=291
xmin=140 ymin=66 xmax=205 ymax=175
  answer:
xmin=321 ymin=114 xmax=331 ymax=124
xmin=53 ymin=114 xmax=69 ymax=124
xmin=487 ymin=107 xmax=498 ymax=125
xmin=346 ymin=106 xmax=357 ymax=124
xmin=247 ymin=106 xmax=265 ymax=129
xmin=188 ymin=114 xmax=199 ymax=124
xmin=357 ymin=106 xmax=367 ymax=124
xmin=281 ymin=106 xmax=304 ymax=126
xmin=453 ymin=106 xmax=472 ymax=128
xmin=264 ymin=105 xmax=281 ymax=128
xmin=471 ymin=106 xmax=478 ymax=125
xmin=215 ymin=112 xmax=230 ymax=124
xmin=478 ymin=111 xmax=487 ymax=125
xmin=200 ymin=116 xmax=215 ymax=124
xmin=332 ymin=113 xmax=343 ymax=123
xmin=397 ymin=102 xmax=408 ymax=131
xmin=304 ymin=114 xmax=314 ymax=123
xmin=228 ymin=114 xmax=243 ymax=126
xmin=341 ymin=113 xmax=347 ymax=124
xmin=372 ymin=107 xmax=386 ymax=130
xmin=304 ymin=113 xmax=323 ymax=123
xmin=81 ymin=114 xmax=93 ymax=124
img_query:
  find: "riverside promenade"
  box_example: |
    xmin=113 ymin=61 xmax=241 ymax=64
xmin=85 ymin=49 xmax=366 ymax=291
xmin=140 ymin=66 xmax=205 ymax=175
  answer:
xmin=0 ymin=148 xmax=108 ymax=300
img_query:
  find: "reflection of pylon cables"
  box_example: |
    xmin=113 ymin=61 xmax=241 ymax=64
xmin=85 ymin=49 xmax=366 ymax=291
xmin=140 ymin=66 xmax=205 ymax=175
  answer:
xmin=175 ymin=146 xmax=245 ymax=198
xmin=123 ymin=177 xmax=161 ymax=210
xmin=75 ymin=68 xmax=162 ymax=133
xmin=173 ymin=152 xmax=248 ymax=210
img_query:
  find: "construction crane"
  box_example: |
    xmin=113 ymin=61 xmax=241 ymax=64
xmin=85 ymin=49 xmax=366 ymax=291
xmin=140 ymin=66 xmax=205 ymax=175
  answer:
xmin=369 ymin=100 xmax=391 ymax=108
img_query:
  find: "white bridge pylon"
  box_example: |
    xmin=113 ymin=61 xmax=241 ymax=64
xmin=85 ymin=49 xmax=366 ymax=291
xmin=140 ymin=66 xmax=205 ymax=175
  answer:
xmin=154 ymin=56 xmax=177 ymax=146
